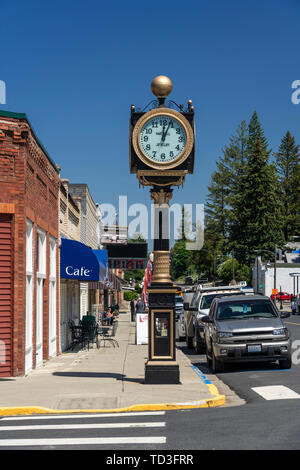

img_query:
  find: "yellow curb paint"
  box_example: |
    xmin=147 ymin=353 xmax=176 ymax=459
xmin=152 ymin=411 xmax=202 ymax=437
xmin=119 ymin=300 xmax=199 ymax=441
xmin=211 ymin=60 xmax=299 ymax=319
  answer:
xmin=0 ymin=394 xmax=226 ymax=417
xmin=0 ymin=364 xmax=226 ymax=416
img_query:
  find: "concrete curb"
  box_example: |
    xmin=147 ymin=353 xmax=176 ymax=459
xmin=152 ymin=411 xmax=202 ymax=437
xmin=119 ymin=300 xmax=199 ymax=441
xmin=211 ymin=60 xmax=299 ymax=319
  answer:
xmin=0 ymin=367 xmax=225 ymax=416
xmin=0 ymin=398 xmax=225 ymax=416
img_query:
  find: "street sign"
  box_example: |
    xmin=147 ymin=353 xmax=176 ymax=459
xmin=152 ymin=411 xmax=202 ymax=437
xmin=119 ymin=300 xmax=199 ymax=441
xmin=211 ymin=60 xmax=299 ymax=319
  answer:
xmin=272 ymin=288 xmax=278 ymax=295
xmin=107 ymin=243 xmax=147 ymax=270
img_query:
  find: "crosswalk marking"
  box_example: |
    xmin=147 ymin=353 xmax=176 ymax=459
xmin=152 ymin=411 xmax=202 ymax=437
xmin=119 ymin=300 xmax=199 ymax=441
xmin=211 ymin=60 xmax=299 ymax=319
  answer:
xmin=0 ymin=437 xmax=166 ymax=447
xmin=0 ymin=411 xmax=167 ymax=448
xmin=0 ymin=411 xmax=165 ymax=421
xmin=252 ymin=385 xmax=300 ymax=400
xmin=0 ymin=421 xmax=166 ymax=431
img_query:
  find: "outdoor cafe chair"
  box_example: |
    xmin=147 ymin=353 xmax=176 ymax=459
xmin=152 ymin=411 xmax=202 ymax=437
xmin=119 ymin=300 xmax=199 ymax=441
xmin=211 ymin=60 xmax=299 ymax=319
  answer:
xmin=69 ymin=321 xmax=84 ymax=350
xmin=97 ymin=320 xmax=119 ymax=348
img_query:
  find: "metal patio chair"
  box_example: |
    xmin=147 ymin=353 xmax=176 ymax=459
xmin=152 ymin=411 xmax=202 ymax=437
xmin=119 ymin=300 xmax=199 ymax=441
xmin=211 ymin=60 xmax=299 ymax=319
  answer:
xmin=97 ymin=320 xmax=119 ymax=348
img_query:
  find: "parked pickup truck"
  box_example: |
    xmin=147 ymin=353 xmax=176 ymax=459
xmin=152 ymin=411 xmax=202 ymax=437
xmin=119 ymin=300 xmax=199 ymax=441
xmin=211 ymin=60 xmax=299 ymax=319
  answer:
xmin=183 ymin=284 xmax=245 ymax=353
xmin=202 ymin=295 xmax=291 ymax=372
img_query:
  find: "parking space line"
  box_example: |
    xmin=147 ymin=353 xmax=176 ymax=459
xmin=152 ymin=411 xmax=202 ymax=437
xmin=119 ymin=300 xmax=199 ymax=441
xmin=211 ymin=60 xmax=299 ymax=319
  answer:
xmin=251 ymin=385 xmax=300 ymax=400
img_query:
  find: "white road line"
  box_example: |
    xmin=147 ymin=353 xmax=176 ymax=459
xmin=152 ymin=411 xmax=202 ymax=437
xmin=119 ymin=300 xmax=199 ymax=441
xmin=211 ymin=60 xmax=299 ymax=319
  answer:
xmin=1 ymin=411 xmax=166 ymax=421
xmin=252 ymin=385 xmax=300 ymax=400
xmin=0 ymin=436 xmax=166 ymax=446
xmin=0 ymin=422 xmax=166 ymax=431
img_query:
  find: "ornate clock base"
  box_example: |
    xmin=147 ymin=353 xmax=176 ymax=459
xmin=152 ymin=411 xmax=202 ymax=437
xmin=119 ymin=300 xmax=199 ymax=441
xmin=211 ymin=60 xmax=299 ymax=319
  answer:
xmin=145 ymin=361 xmax=180 ymax=385
xmin=144 ymin=285 xmax=180 ymax=384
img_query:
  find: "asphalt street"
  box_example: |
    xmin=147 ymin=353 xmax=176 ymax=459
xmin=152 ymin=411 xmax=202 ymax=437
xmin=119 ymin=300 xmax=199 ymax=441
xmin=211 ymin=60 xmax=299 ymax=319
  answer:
xmin=0 ymin=315 xmax=299 ymax=450
xmin=1 ymin=401 xmax=300 ymax=450
xmin=177 ymin=314 xmax=300 ymax=406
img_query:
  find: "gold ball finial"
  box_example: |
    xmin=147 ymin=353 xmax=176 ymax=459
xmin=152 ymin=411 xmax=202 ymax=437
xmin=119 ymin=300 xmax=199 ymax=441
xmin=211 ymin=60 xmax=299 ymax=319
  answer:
xmin=151 ymin=75 xmax=173 ymax=98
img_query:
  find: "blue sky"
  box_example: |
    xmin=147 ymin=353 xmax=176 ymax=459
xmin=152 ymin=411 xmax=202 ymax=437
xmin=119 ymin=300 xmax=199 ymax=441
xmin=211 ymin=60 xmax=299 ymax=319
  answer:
xmin=1 ymin=0 xmax=300 ymax=243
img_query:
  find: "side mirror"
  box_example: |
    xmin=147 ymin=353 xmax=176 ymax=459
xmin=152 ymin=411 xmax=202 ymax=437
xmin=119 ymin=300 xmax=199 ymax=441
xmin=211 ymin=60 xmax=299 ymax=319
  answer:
xmin=184 ymin=303 xmax=190 ymax=311
xmin=201 ymin=315 xmax=213 ymax=323
xmin=280 ymin=311 xmax=290 ymax=319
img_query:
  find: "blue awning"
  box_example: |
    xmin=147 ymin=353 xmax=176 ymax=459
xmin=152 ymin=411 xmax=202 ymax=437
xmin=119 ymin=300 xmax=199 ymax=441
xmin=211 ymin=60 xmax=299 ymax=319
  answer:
xmin=93 ymin=249 xmax=108 ymax=282
xmin=60 ymin=238 xmax=107 ymax=281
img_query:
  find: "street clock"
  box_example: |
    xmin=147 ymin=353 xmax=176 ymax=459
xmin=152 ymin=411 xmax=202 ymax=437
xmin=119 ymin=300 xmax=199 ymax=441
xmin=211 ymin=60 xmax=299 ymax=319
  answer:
xmin=129 ymin=76 xmax=195 ymax=187
xmin=132 ymin=108 xmax=194 ymax=170
xmin=129 ymin=76 xmax=196 ymax=384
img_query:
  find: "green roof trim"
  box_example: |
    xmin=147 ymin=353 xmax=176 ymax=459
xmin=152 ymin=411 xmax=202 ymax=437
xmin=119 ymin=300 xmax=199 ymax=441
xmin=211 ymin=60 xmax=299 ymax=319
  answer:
xmin=0 ymin=110 xmax=27 ymax=119
xmin=0 ymin=109 xmax=59 ymax=173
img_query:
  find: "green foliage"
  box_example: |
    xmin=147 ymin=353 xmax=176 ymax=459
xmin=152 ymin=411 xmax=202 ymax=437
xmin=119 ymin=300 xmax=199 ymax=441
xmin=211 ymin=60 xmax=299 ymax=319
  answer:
xmin=191 ymin=121 xmax=248 ymax=280
xmin=217 ymin=258 xmax=252 ymax=285
xmin=124 ymin=270 xmax=144 ymax=283
xmin=229 ymin=111 xmax=284 ymax=264
xmin=274 ymin=131 xmax=300 ymax=241
xmin=123 ymin=291 xmax=138 ymax=301
xmin=206 ymin=121 xmax=249 ymax=254
xmin=170 ymin=239 xmax=191 ymax=281
xmin=173 ymin=112 xmax=300 ymax=286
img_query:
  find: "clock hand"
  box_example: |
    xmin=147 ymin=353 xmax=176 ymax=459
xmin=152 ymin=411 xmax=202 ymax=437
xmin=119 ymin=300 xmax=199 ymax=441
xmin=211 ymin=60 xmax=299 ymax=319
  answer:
xmin=162 ymin=121 xmax=171 ymax=142
xmin=160 ymin=125 xmax=165 ymax=144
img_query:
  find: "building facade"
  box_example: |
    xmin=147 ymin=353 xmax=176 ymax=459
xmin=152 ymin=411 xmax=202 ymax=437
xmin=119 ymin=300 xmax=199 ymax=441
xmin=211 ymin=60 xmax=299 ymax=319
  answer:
xmin=68 ymin=184 xmax=101 ymax=315
xmin=0 ymin=111 xmax=60 ymax=377
xmin=59 ymin=179 xmax=81 ymax=351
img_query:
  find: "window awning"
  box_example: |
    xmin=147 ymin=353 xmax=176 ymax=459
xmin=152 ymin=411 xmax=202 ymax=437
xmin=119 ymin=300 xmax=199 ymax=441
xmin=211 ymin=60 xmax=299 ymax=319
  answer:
xmin=60 ymin=238 xmax=107 ymax=281
xmin=92 ymin=249 xmax=108 ymax=282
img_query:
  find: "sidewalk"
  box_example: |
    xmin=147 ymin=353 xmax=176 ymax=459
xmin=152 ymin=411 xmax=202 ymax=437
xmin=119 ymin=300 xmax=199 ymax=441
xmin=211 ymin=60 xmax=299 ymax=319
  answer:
xmin=0 ymin=309 xmax=225 ymax=416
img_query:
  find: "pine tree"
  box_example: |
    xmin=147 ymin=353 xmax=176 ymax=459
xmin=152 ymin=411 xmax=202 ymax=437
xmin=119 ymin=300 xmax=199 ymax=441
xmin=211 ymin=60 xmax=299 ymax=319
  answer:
xmin=205 ymin=121 xmax=248 ymax=254
xmin=170 ymin=208 xmax=192 ymax=281
xmin=274 ymin=131 xmax=300 ymax=241
xmin=191 ymin=122 xmax=248 ymax=280
xmin=230 ymin=111 xmax=284 ymax=264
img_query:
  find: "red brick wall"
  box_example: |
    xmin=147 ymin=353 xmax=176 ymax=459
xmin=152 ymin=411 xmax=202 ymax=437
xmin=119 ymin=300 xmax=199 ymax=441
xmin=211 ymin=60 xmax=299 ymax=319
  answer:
xmin=0 ymin=114 xmax=60 ymax=376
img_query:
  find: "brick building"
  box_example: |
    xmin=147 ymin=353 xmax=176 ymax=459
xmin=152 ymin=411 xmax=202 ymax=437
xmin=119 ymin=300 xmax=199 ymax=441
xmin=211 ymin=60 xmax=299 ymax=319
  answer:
xmin=0 ymin=110 xmax=60 ymax=377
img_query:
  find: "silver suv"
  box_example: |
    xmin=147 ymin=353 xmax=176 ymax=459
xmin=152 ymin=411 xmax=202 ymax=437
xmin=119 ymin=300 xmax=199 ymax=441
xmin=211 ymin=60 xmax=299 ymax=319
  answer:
xmin=202 ymin=295 xmax=291 ymax=373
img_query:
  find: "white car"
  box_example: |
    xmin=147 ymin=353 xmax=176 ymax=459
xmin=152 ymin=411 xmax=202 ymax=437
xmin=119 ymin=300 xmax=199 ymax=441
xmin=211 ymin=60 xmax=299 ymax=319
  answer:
xmin=184 ymin=285 xmax=245 ymax=353
xmin=177 ymin=311 xmax=185 ymax=341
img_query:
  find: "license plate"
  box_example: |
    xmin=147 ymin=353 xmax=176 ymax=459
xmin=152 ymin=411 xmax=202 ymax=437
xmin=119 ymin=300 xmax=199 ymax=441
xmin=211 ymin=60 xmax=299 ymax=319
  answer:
xmin=247 ymin=344 xmax=262 ymax=353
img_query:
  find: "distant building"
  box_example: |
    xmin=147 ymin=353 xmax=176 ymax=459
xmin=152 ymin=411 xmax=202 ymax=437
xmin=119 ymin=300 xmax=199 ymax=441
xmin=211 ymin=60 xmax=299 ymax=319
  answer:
xmin=253 ymin=255 xmax=300 ymax=296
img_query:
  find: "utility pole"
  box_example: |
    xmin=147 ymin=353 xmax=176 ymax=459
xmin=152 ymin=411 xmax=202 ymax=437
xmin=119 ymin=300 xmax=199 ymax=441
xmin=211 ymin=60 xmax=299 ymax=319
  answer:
xmin=232 ymin=249 xmax=235 ymax=284
xmin=213 ymin=250 xmax=216 ymax=286
xmin=256 ymin=256 xmax=259 ymax=294
xmin=274 ymin=244 xmax=277 ymax=291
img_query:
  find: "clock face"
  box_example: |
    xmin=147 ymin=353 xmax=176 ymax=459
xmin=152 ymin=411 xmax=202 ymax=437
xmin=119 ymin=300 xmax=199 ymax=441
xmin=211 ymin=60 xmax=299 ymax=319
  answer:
xmin=139 ymin=115 xmax=187 ymax=163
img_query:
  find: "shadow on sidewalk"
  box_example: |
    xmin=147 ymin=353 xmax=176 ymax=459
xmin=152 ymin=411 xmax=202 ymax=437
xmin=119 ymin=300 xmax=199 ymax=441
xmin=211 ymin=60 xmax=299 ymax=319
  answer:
xmin=52 ymin=371 xmax=144 ymax=383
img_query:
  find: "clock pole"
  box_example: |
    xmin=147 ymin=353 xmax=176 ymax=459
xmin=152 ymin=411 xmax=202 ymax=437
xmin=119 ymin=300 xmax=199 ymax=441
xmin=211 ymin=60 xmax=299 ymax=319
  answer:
xmin=129 ymin=75 xmax=195 ymax=384
xmin=145 ymin=185 xmax=179 ymax=384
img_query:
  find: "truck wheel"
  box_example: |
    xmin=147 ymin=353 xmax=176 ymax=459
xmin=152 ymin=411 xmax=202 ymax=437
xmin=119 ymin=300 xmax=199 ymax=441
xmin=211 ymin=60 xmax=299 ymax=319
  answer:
xmin=186 ymin=336 xmax=193 ymax=349
xmin=212 ymin=350 xmax=224 ymax=373
xmin=194 ymin=337 xmax=205 ymax=354
xmin=206 ymin=351 xmax=212 ymax=367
